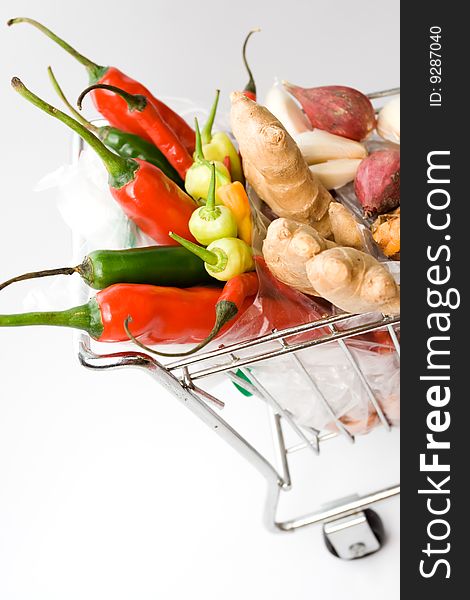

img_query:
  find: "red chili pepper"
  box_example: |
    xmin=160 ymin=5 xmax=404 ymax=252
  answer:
xmin=96 ymin=67 xmax=195 ymax=153
xmin=223 ymin=155 xmax=232 ymax=176
xmin=78 ymin=84 xmax=193 ymax=179
xmin=125 ymin=272 xmax=259 ymax=356
xmin=7 ymin=17 xmax=195 ymax=153
xmin=100 ymin=285 xmax=222 ymax=344
xmin=0 ymin=284 xmax=223 ymax=345
xmin=241 ymin=28 xmax=260 ymax=101
xmin=110 ymin=159 xmax=196 ymax=244
xmin=12 ymin=78 xmax=196 ymax=246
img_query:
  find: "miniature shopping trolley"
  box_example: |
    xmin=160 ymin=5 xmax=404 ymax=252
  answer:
xmin=73 ymin=89 xmax=400 ymax=560
xmin=77 ymin=310 xmax=400 ymax=560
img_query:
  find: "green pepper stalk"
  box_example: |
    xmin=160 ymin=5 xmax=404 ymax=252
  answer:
xmin=201 ymin=90 xmax=244 ymax=184
xmin=47 ymin=67 xmax=184 ymax=188
xmin=11 ymin=77 xmax=137 ymax=189
xmin=189 ymin=163 xmax=237 ymax=245
xmin=7 ymin=17 xmax=107 ymax=83
xmin=169 ymin=232 xmax=253 ymax=282
xmin=185 ymin=118 xmax=231 ymax=203
xmin=241 ymin=28 xmax=261 ymax=100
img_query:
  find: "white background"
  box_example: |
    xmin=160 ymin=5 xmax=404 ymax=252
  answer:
xmin=0 ymin=1 xmax=400 ymax=598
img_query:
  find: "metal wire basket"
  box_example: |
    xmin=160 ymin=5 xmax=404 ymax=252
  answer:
xmin=73 ymin=89 xmax=400 ymax=560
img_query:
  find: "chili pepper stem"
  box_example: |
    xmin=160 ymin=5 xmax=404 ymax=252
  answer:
xmin=204 ymin=163 xmax=217 ymax=212
xmin=194 ymin=118 xmax=206 ymax=162
xmin=0 ymin=298 xmax=103 ymax=338
xmin=242 ymin=28 xmax=260 ymax=96
xmin=169 ymin=232 xmax=219 ymax=265
xmin=7 ymin=17 xmax=107 ymax=83
xmin=77 ymin=83 xmax=146 ymax=112
xmin=11 ymin=77 xmax=136 ymax=187
xmin=48 ymin=66 xmax=99 ymax=133
xmin=124 ymin=299 xmax=238 ymax=357
xmin=0 ymin=266 xmax=78 ymax=292
xmin=201 ymin=90 xmax=220 ymax=145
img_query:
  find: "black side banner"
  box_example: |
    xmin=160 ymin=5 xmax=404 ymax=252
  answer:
xmin=401 ymin=3 xmax=466 ymax=595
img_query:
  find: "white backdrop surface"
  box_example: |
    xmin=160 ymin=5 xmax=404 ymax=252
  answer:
xmin=0 ymin=1 xmax=400 ymax=598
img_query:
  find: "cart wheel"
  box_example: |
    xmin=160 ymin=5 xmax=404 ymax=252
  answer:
xmin=323 ymin=509 xmax=385 ymax=559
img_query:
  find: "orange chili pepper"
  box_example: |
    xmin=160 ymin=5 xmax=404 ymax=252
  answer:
xmin=217 ymin=182 xmax=253 ymax=245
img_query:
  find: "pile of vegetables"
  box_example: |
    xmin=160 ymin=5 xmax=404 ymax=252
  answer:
xmin=1 ymin=17 xmax=400 ymax=356
xmin=254 ymin=80 xmax=401 ymax=313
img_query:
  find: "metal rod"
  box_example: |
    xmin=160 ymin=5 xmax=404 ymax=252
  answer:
xmin=367 ymin=87 xmax=400 ymax=99
xmin=287 ymin=348 xmax=355 ymax=443
xmin=387 ymin=324 xmax=401 ymax=357
xmin=166 ymin=312 xmax=376 ymax=371
xmin=287 ymin=431 xmax=338 ymax=454
xmin=186 ymin=317 xmax=400 ymax=381
xmin=268 ymin=411 xmax=292 ymax=490
xmin=276 ymin=485 xmax=400 ymax=531
xmin=181 ymin=366 xmax=225 ymax=409
xmin=225 ymin=371 xmax=259 ymax=395
xmin=190 ymin=385 xmax=226 ymax=410
xmin=238 ymin=367 xmax=320 ymax=455
xmin=330 ymin=326 xmax=391 ymax=431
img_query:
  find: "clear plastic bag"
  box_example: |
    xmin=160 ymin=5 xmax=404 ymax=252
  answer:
xmin=37 ymin=99 xmax=399 ymax=436
xmin=250 ymin=337 xmax=400 ymax=434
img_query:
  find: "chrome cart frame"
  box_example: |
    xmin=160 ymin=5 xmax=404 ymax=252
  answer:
xmin=78 ymin=311 xmax=400 ymax=559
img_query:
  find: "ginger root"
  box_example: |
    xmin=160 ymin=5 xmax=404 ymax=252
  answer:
xmin=230 ymin=92 xmax=333 ymax=226
xmin=306 ymin=247 xmax=400 ymax=315
xmin=263 ymin=218 xmax=335 ymax=295
xmin=328 ymin=202 xmax=364 ymax=250
xmin=262 ymin=217 xmax=400 ymax=314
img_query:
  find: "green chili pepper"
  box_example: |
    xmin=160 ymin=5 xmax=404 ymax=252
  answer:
xmin=189 ymin=163 xmax=237 ymax=245
xmin=47 ymin=67 xmax=184 ymax=189
xmin=169 ymin=233 xmax=254 ymax=282
xmin=201 ymin=90 xmax=244 ymax=183
xmin=0 ymin=246 xmax=214 ymax=292
xmin=185 ymin=117 xmax=231 ymax=203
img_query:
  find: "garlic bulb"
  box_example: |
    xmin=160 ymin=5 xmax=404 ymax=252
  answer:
xmin=309 ymin=158 xmax=363 ymax=190
xmin=377 ymin=96 xmax=400 ymax=144
xmin=264 ymin=82 xmax=312 ymax=138
xmin=295 ymin=129 xmax=367 ymax=165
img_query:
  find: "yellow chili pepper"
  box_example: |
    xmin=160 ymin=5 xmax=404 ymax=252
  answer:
xmin=217 ymin=182 xmax=252 ymax=245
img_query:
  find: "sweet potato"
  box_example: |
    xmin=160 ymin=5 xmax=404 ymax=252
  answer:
xmin=354 ymin=149 xmax=400 ymax=217
xmin=283 ymin=83 xmax=376 ymax=141
xmin=230 ymin=92 xmax=333 ymax=225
